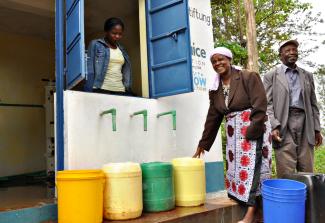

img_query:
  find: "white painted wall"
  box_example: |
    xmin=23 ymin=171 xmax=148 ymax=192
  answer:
xmin=63 ymin=91 xmax=222 ymax=170
xmin=0 ymin=32 xmax=54 ymax=177
xmin=62 ymin=0 xmax=222 ymax=170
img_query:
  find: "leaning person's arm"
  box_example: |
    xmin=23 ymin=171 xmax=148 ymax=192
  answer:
xmin=309 ymin=72 xmax=321 ymax=132
xmin=263 ymin=71 xmax=281 ymax=130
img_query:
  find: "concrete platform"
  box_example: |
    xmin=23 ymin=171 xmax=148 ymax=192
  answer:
xmin=0 ymin=186 xmax=57 ymax=223
xmin=0 ymin=185 xmax=54 ymax=212
xmin=104 ymin=196 xmax=246 ymax=223
xmin=0 ymin=189 xmax=246 ymax=223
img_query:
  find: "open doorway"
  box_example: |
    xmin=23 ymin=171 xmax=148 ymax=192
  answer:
xmin=66 ymin=0 xmax=192 ymax=98
xmin=0 ymin=0 xmax=55 ymax=210
xmin=84 ymin=0 xmax=147 ymax=97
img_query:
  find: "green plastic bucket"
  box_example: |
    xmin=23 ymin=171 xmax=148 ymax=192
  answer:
xmin=141 ymin=162 xmax=175 ymax=212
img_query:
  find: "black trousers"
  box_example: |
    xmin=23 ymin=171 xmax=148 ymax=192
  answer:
xmin=92 ymin=89 xmax=134 ymax=96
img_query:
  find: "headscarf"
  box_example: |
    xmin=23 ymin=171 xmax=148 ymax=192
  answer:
xmin=209 ymin=47 xmax=233 ymax=60
xmin=209 ymin=47 xmax=233 ymax=90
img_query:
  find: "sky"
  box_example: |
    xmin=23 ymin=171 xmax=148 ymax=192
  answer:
xmin=297 ymin=0 xmax=325 ymax=71
xmin=300 ymin=0 xmax=325 ymax=127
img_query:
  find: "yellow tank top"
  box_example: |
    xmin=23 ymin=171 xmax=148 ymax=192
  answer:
xmin=101 ymin=47 xmax=125 ymax=92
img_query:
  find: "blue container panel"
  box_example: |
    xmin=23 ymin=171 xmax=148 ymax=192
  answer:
xmin=205 ymin=162 xmax=225 ymax=193
xmin=66 ymin=0 xmax=75 ymax=12
xmin=151 ymin=32 xmax=188 ymax=65
xmin=66 ymin=1 xmax=82 ymax=49
xmin=152 ymin=63 xmax=192 ymax=96
xmin=65 ymin=0 xmax=85 ymax=89
xmin=150 ymin=4 xmax=187 ymax=37
xmin=146 ymin=0 xmax=193 ymax=98
xmin=66 ymin=40 xmax=85 ymax=87
xmin=150 ymin=0 xmax=183 ymax=9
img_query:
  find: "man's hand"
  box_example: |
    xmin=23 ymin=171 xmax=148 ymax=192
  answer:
xmin=193 ymin=147 xmax=205 ymax=158
xmin=271 ymin=129 xmax=282 ymax=143
xmin=315 ymin=131 xmax=323 ymax=147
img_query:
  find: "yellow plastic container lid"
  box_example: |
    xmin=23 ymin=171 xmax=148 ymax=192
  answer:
xmin=172 ymin=157 xmax=204 ymax=166
xmin=102 ymin=162 xmax=141 ymax=174
xmin=57 ymin=170 xmax=104 ymax=180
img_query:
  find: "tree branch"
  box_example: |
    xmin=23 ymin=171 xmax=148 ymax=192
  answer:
xmin=256 ymin=10 xmax=278 ymax=27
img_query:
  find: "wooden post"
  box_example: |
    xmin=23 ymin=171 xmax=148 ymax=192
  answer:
xmin=237 ymin=0 xmax=244 ymax=44
xmin=244 ymin=0 xmax=259 ymax=72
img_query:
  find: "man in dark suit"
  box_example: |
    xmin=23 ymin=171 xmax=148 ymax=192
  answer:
xmin=263 ymin=40 xmax=323 ymax=178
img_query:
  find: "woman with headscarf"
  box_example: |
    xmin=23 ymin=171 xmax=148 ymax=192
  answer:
xmin=193 ymin=47 xmax=272 ymax=223
xmin=85 ymin=17 xmax=132 ymax=95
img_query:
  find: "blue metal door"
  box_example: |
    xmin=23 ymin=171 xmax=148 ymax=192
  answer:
xmin=65 ymin=0 xmax=85 ymax=89
xmin=146 ymin=0 xmax=193 ymax=98
xmin=56 ymin=0 xmax=64 ymax=170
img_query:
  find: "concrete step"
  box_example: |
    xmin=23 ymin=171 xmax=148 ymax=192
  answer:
xmin=0 ymin=185 xmax=56 ymax=223
xmin=105 ymin=196 xmax=246 ymax=223
xmin=0 ymin=191 xmax=246 ymax=223
xmin=0 ymin=203 xmax=57 ymax=223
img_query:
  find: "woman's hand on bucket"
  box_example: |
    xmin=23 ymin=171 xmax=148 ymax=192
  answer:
xmin=193 ymin=147 xmax=205 ymax=158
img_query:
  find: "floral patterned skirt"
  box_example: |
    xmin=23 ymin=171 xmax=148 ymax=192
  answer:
xmin=225 ymin=109 xmax=272 ymax=204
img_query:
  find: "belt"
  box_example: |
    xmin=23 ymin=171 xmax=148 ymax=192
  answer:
xmin=289 ymin=107 xmax=304 ymax=113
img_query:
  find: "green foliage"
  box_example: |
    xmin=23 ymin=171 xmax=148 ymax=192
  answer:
xmin=221 ymin=120 xmax=227 ymax=172
xmin=315 ymin=66 xmax=325 ymax=133
xmin=271 ymin=150 xmax=277 ymax=178
xmin=210 ymin=0 xmax=324 ymax=73
xmin=215 ymin=41 xmax=248 ymax=66
xmin=314 ymin=147 xmax=325 ymax=173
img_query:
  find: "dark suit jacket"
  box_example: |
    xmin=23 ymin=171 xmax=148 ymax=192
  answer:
xmin=198 ymin=69 xmax=267 ymax=151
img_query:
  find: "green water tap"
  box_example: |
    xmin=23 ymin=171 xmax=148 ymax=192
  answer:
xmin=157 ymin=110 xmax=176 ymax=130
xmin=100 ymin=108 xmax=116 ymax=131
xmin=130 ymin=110 xmax=148 ymax=131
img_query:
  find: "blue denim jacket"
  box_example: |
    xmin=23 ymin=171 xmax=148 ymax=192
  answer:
xmin=84 ymin=38 xmax=132 ymax=92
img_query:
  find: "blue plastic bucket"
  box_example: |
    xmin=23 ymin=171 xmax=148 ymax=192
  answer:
xmin=262 ymin=179 xmax=306 ymax=223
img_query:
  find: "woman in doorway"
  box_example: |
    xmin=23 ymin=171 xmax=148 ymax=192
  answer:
xmin=193 ymin=47 xmax=272 ymax=223
xmin=85 ymin=17 xmax=133 ymax=95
